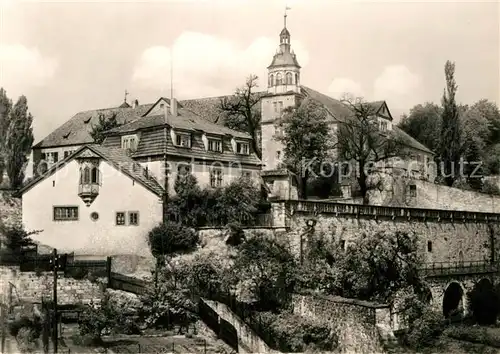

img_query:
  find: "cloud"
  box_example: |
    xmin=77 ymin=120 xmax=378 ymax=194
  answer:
xmin=373 ymin=65 xmax=420 ymax=100
xmin=326 ymin=65 xmax=421 ymax=118
xmin=132 ymin=31 xmax=309 ymax=98
xmin=0 ymin=43 xmax=58 ymax=97
xmin=328 ymin=78 xmax=364 ymax=99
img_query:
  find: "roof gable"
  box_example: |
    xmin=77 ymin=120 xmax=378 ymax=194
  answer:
xmin=143 ymin=97 xmax=171 ymax=117
xmin=20 ymin=145 xmax=164 ymax=196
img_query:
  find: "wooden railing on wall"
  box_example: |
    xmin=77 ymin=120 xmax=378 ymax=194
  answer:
xmin=281 ymin=199 xmax=500 ymax=223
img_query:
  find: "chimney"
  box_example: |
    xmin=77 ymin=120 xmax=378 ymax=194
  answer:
xmin=133 ymin=99 xmax=139 ymax=108
xmin=170 ymin=98 xmax=178 ymax=117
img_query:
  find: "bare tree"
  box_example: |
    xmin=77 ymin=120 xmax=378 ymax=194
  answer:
xmin=336 ymin=95 xmax=407 ymax=204
xmin=218 ymin=75 xmax=262 ymax=158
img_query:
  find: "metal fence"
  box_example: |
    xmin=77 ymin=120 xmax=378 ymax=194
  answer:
xmin=419 ymin=260 xmax=500 ymax=277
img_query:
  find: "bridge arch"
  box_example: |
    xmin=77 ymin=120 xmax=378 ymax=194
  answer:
xmin=443 ymin=281 xmax=465 ymax=319
xmin=469 ymin=278 xmax=499 ymax=325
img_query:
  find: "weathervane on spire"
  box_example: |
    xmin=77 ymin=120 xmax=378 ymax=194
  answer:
xmin=284 ymin=5 xmax=291 ymax=28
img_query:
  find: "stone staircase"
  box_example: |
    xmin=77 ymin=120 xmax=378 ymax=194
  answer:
xmin=376 ymin=324 xmax=400 ymax=352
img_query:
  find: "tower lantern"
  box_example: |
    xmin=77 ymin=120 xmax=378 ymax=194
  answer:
xmin=267 ymin=9 xmax=301 ymax=94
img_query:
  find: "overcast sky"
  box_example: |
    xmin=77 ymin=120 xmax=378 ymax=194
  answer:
xmin=1 ymin=0 xmax=499 ymax=143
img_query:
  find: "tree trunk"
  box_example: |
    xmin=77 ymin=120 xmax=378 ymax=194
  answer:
xmin=358 ymin=170 xmax=369 ymax=205
xmin=299 ymin=169 xmax=309 ymax=199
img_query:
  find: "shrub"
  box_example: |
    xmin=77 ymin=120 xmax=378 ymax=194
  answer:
xmin=147 ymin=222 xmax=199 ymax=258
xmin=16 ymin=326 xmax=40 ymax=353
xmin=225 ymin=222 xmax=246 ymax=246
xmin=446 ymin=325 xmax=500 ymax=348
xmin=78 ymin=295 xmax=123 ymax=341
xmin=482 ymin=179 xmax=500 ymax=196
xmin=9 ymin=316 xmax=42 ymax=338
xmin=258 ymin=311 xmax=338 ymax=352
xmin=404 ymin=308 xmax=444 ymax=350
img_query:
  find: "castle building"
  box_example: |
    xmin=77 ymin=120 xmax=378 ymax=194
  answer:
xmin=19 ymin=14 xmax=435 ymax=255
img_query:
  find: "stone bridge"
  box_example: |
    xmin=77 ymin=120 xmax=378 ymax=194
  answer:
xmin=268 ymin=199 xmax=500 ymax=324
xmin=420 ymin=261 xmax=499 ymax=318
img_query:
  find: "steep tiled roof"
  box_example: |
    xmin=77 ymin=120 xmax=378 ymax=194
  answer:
xmin=393 ymin=127 xmax=434 ymax=155
xmin=34 ymin=104 xmax=153 ymax=148
xmin=300 ymin=86 xmax=433 ymax=154
xmin=300 ymin=86 xmax=353 ymax=120
xmin=19 ymin=145 xmax=164 ymax=196
xmin=268 ymin=51 xmax=301 ymax=68
xmin=129 ymin=128 xmax=261 ymax=166
xmin=107 ymin=107 xmax=252 ymax=139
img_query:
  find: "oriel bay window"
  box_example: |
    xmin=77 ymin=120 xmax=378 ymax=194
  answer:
xmin=78 ymin=158 xmax=101 ymax=206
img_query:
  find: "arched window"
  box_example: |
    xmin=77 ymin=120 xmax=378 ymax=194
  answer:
xmin=91 ymin=167 xmax=99 ymax=184
xmin=268 ymin=74 xmax=274 ymax=87
xmin=286 ymin=72 xmax=293 ymax=85
xmin=295 ymin=73 xmax=299 ymax=84
xmin=276 ymin=73 xmax=283 ymax=86
xmin=82 ymin=166 xmax=91 ymax=184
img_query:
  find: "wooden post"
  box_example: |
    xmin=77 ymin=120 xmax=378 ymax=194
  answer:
xmin=52 ymin=248 xmax=58 ymax=354
xmin=106 ymin=257 xmax=112 ymax=286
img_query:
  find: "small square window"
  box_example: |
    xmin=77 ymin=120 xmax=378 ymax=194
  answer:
xmin=116 ymin=212 xmax=126 ymax=226
xmin=427 ymin=241 xmax=433 ymax=253
xmin=129 ymin=212 xmax=139 ymax=226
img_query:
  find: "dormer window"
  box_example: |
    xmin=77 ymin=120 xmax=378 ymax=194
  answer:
xmin=175 ymin=133 xmax=191 ymax=148
xmin=236 ymin=142 xmax=250 ymax=155
xmin=208 ymin=138 xmax=222 ymax=152
xmin=121 ymin=135 xmax=138 ymax=151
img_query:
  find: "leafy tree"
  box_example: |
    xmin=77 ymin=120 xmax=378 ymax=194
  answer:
xmin=275 ymin=98 xmax=332 ymax=199
xmin=439 ymin=60 xmax=463 ymax=187
xmin=0 ymin=88 xmax=13 ymax=185
xmin=3 ymin=95 xmax=34 ymax=189
xmin=229 ymin=236 xmax=297 ymax=310
xmin=167 ymin=176 xmax=263 ymax=227
xmin=219 ymin=75 xmax=263 ymax=158
xmin=398 ymin=103 xmax=442 ymax=153
xmin=140 ymin=264 xmax=197 ymax=330
xmin=468 ymin=280 xmax=500 ymax=325
xmin=0 ymin=224 xmax=39 ymax=260
xmin=471 ymin=99 xmax=500 ymax=145
xmin=90 ymin=112 xmax=120 ymax=144
xmin=337 ymin=96 xmax=406 ymax=204
xmin=335 ymin=231 xmax=423 ymax=303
